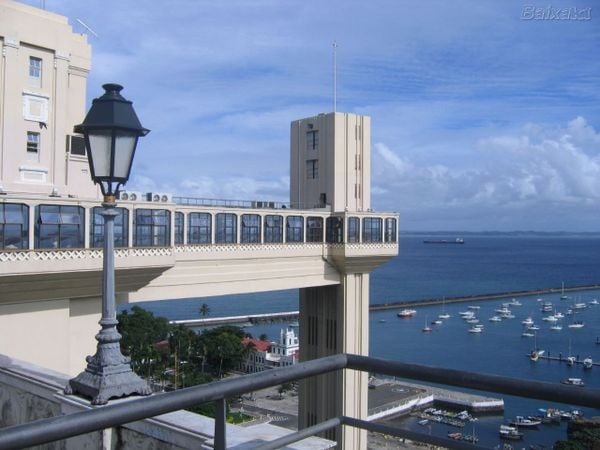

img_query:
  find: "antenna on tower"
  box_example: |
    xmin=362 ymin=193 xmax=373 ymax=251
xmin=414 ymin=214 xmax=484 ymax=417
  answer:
xmin=332 ymin=41 xmax=338 ymax=113
xmin=76 ymin=18 xmax=99 ymax=38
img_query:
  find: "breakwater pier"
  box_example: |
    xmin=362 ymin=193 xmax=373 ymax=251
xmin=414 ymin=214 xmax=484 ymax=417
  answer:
xmin=370 ymin=283 xmax=600 ymax=311
xmin=173 ymin=284 xmax=600 ymax=328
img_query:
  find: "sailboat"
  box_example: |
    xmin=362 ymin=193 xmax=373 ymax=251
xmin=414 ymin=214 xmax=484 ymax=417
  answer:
xmin=566 ymin=338 xmax=576 ymax=366
xmin=438 ymin=296 xmax=451 ymax=319
xmin=422 ymin=316 xmax=433 ymax=332
xmin=560 ymin=281 xmax=569 ymax=300
xmin=530 ymin=333 xmax=545 ymax=361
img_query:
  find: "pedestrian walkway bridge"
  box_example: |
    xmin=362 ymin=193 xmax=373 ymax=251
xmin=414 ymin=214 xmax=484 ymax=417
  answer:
xmin=0 ymin=193 xmax=398 ymax=302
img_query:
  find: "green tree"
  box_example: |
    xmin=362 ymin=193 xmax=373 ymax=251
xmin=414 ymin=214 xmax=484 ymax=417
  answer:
xmin=117 ymin=306 xmax=171 ymax=378
xmin=198 ymin=326 xmax=246 ymax=377
xmin=259 ymin=333 xmax=268 ymax=341
xmin=199 ymin=303 xmax=211 ymax=317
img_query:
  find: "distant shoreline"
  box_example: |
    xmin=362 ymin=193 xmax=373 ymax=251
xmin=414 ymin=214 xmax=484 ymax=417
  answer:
xmin=370 ymin=284 xmax=600 ymax=310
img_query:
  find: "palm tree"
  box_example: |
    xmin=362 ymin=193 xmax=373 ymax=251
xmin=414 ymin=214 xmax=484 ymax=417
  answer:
xmin=199 ymin=303 xmax=210 ymax=318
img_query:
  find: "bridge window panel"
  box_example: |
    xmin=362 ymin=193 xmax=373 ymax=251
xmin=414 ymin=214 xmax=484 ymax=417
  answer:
xmin=35 ymin=204 xmax=85 ymax=249
xmin=90 ymin=207 xmax=129 ymax=248
xmin=264 ymin=215 xmax=283 ymax=243
xmin=216 ymin=213 xmax=237 ymax=244
xmin=0 ymin=203 xmax=29 ymax=249
xmin=326 ymin=216 xmax=344 ymax=243
xmin=385 ymin=217 xmax=397 ymax=243
xmin=306 ymin=217 xmax=323 ymax=242
xmin=286 ymin=216 xmax=304 ymax=243
xmin=362 ymin=217 xmax=383 ymax=243
xmin=188 ymin=212 xmax=211 ymax=244
xmin=241 ymin=214 xmax=261 ymax=244
xmin=133 ymin=209 xmax=171 ymax=247
xmin=347 ymin=217 xmax=360 ymax=243
xmin=174 ymin=212 xmax=184 ymax=245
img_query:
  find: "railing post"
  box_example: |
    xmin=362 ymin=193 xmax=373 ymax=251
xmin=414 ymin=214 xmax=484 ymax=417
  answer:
xmin=214 ymin=398 xmax=227 ymax=450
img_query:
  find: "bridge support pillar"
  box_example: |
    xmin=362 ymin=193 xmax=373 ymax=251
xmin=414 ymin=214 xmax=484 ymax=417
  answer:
xmin=298 ymin=273 xmax=369 ymax=449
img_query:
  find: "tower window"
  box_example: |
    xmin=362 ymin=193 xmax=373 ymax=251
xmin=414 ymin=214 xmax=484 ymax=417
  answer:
xmin=29 ymin=57 xmax=42 ymax=87
xmin=307 ymin=130 xmax=319 ymax=150
xmin=306 ymin=159 xmax=318 ymax=179
xmin=27 ymin=132 xmax=40 ymax=161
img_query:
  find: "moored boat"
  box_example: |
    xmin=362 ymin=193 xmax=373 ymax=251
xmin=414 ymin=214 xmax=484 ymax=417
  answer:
xmin=499 ymin=425 xmax=523 ymax=440
xmin=583 ymin=357 xmax=593 ymax=369
xmin=530 ymin=349 xmax=545 ymax=361
xmin=510 ymin=415 xmax=541 ymax=427
xmin=568 ymin=321 xmax=584 ymax=329
xmin=398 ymin=309 xmax=417 ymax=318
xmin=561 ymin=377 xmax=585 ymax=387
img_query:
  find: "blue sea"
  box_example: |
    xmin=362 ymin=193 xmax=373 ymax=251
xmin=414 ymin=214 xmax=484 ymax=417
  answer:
xmin=121 ymin=233 xmax=600 ymax=448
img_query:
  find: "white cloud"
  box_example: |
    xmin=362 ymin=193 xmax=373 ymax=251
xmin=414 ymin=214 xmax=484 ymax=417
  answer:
xmin=373 ymin=118 xmax=600 ymax=230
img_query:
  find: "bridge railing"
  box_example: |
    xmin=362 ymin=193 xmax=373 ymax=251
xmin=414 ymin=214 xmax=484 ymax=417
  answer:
xmin=0 ymin=353 xmax=598 ymax=450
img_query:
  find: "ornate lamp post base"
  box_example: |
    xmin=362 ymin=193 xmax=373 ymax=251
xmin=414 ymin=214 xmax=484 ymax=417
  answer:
xmin=65 ymin=345 xmax=152 ymax=405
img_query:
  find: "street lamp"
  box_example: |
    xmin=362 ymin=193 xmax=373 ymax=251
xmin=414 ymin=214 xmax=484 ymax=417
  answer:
xmin=65 ymin=83 xmax=152 ymax=405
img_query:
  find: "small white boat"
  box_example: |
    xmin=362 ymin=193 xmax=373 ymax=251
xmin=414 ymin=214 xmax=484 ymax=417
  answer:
xmin=530 ymin=349 xmax=545 ymax=361
xmin=468 ymin=305 xmax=480 ymax=310
xmin=554 ymin=311 xmax=564 ymax=319
xmin=588 ymin=299 xmax=599 ymax=305
xmin=509 ymin=298 xmax=522 ymax=306
xmin=489 ymin=316 xmax=502 ymax=322
xmin=398 ymin=309 xmax=417 ymax=318
xmin=466 ymin=318 xmax=480 ymax=324
xmin=431 ymin=319 xmax=443 ymax=325
xmin=522 ymin=317 xmax=534 ymax=326
xmin=583 ymin=357 xmax=593 ymax=369
xmin=496 ymin=307 xmax=511 ymax=314
xmin=438 ymin=313 xmax=451 ymax=319
xmin=522 ymin=331 xmax=535 ymax=337
xmin=568 ymin=321 xmax=584 ymax=329
xmin=542 ymin=315 xmax=558 ymax=322
xmin=499 ymin=425 xmax=523 ymax=440
xmin=550 ymin=324 xmax=562 ymax=331
xmin=562 ymin=377 xmax=585 ymax=387
xmin=510 ymin=416 xmax=541 ymax=427
xmin=528 ymin=324 xmax=540 ymax=330
xmin=573 ymin=302 xmax=587 ymax=310
xmin=566 ymin=356 xmax=576 ymax=366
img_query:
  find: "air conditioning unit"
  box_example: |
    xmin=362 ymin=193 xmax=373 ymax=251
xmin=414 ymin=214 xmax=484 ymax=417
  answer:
xmin=118 ymin=191 xmax=142 ymax=202
xmin=146 ymin=192 xmax=173 ymax=203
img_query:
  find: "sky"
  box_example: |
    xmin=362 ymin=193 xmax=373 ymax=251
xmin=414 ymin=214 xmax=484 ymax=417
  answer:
xmin=22 ymin=0 xmax=600 ymax=231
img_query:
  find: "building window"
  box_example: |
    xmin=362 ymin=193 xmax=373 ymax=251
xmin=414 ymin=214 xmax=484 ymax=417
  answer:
xmin=286 ymin=216 xmax=303 ymax=243
xmin=29 ymin=56 xmax=42 ymax=87
xmin=385 ymin=218 xmax=397 ymax=243
xmin=241 ymin=214 xmax=261 ymax=243
xmin=264 ymin=215 xmax=283 ymax=243
xmin=133 ymin=209 xmax=170 ymax=247
xmin=175 ymin=212 xmax=184 ymax=245
xmin=216 ymin=213 xmax=237 ymax=244
xmin=0 ymin=203 xmax=29 ymax=250
xmin=306 ymin=159 xmax=318 ymax=179
xmin=326 ymin=216 xmax=344 ymax=243
xmin=27 ymin=132 xmax=40 ymax=161
xmin=347 ymin=217 xmax=360 ymax=243
xmin=35 ymin=205 xmax=85 ymax=249
xmin=90 ymin=207 xmax=129 ymax=248
xmin=307 ymin=130 xmax=319 ymax=150
xmin=188 ymin=212 xmax=211 ymax=244
xmin=306 ymin=217 xmax=323 ymax=242
xmin=362 ymin=217 xmax=383 ymax=243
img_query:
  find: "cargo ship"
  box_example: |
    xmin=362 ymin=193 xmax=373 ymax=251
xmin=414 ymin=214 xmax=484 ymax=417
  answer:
xmin=423 ymin=238 xmax=465 ymax=244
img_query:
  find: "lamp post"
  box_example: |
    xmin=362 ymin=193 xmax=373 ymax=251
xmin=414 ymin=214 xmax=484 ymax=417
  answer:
xmin=65 ymin=83 xmax=152 ymax=405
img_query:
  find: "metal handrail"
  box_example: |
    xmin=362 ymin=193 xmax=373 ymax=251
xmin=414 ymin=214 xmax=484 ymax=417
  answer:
xmin=0 ymin=353 xmax=599 ymax=450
